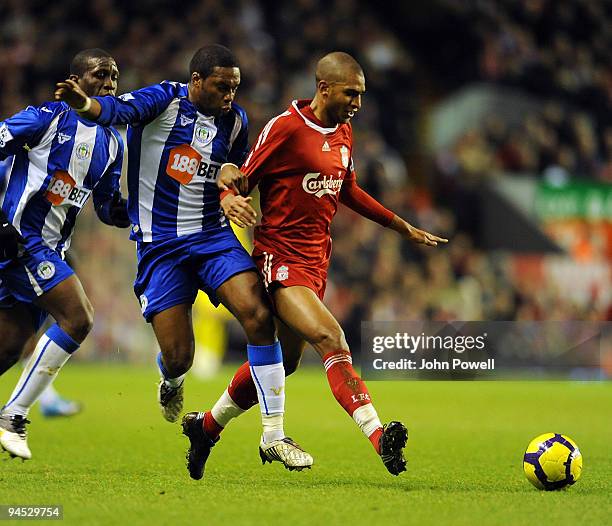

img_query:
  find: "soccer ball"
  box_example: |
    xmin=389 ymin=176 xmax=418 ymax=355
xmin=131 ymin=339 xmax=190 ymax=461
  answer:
xmin=523 ymin=433 xmax=582 ymax=490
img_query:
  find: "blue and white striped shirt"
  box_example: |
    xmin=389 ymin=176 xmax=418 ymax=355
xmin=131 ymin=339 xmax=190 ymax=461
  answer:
xmin=0 ymin=102 xmax=124 ymax=256
xmin=94 ymin=81 xmax=249 ymax=243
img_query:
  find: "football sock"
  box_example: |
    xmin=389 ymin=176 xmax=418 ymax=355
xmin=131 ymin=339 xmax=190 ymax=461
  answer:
xmin=202 ymin=411 xmax=224 ymax=440
xmin=2 ymin=324 xmax=79 ymax=418
xmin=353 ymin=405 xmax=384 ymax=454
xmin=227 ymin=361 xmax=258 ymax=410
xmin=323 ymin=350 xmax=383 ymax=453
xmin=21 ymin=358 xmax=63 ymax=407
xmin=247 ymin=341 xmax=286 ymax=443
xmin=156 ymin=352 xmax=185 ymax=387
xmin=205 ymin=389 xmax=246 ymax=439
xmin=262 ymin=413 xmax=284 ymax=442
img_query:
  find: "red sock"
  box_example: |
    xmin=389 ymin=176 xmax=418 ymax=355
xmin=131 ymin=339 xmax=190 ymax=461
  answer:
xmin=227 ymin=361 xmax=259 ymax=411
xmin=324 ymin=350 xmax=382 ymax=454
xmin=323 ymin=350 xmax=373 ymax=415
xmin=369 ymin=428 xmax=383 ymax=455
xmin=202 ymin=411 xmax=224 ymax=440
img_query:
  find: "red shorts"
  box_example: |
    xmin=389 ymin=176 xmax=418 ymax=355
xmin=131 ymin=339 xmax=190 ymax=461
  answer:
xmin=253 ymin=250 xmax=328 ymax=300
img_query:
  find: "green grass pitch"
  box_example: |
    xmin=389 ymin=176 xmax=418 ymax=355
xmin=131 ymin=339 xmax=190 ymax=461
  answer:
xmin=1 ymin=364 xmax=610 ymax=525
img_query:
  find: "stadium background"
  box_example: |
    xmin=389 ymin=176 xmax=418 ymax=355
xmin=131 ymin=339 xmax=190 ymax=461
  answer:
xmin=0 ymin=0 xmax=610 ymax=363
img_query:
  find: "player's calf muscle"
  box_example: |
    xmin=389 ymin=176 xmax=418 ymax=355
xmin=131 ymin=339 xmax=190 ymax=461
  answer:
xmin=0 ymin=308 xmax=34 ymax=373
xmin=0 ymin=347 xmax=22 ymax=375
xmin=283 ymin=354 xmax=301 ymax=376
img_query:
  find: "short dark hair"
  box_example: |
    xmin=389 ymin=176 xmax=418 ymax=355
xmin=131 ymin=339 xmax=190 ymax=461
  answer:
xmin=189 ymin=44 xmax=238 ymax=80
xmin=70 ymin=48 xmax=113 ymax=77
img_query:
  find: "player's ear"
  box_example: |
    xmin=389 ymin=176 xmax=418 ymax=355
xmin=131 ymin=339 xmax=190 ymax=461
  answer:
xmin=68 ymin=74 xmax=79 ymax=82
xmin=318 ymin=80 xmax=330 ymax=98
xmin=191 ymin=72 xmax=202 ymax=87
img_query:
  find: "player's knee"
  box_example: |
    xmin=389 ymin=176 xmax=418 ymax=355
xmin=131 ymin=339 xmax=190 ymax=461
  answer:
xmin=310 ymin=324 xmax=346 ymax=353
xmin=241 ymin=303 xmax=275 ymax=341
xmin=63 ymin=303 xmax=94 ymax=343
xmin=163 ymin=351 xmax=193 ymax=376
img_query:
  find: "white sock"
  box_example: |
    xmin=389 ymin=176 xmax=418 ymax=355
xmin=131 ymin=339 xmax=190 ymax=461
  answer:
xmin=262 ymin=413 xmax=284 ymax=442
xmin=3 ymin=324 xmax=79 ymax=418
xmin=211 ymin=389 xmax=245 ymax=428
xmin=21 ymin=359 xmax=61 ymax=407
xmin=352 ymin=404 xmax=383 ymax=438
xmin=247 ymin=342 xmax=285 ymax=443
xmin=156 ymin=352 xmax=185 ymax=387
xmin=164 ymin=375 xmax=185 ymax=388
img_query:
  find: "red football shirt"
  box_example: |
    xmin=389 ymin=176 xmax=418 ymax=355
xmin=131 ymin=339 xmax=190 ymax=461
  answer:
xmin=242 ymin=99 xmax=393 ymax=268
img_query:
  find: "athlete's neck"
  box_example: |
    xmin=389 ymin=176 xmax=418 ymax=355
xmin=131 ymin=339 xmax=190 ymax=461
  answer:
xmin=187 ymin=84 xmax=214 ymax=117
xmin=309 ymin=97 xmax=335 ymax=128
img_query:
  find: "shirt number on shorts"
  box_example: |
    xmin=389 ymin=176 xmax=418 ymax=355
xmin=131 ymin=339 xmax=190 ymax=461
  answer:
xmin=166 ymin=144 xmax=202 ymax=185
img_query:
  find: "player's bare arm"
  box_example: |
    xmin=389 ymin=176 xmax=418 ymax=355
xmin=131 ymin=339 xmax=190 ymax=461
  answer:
xmin=218 ymin=163 xmax=249 ymax=195
xmin=54 ymin=79 xmax=102 ymax=120
xmin=389 ymin=215 xmax=448 ymax=247
xmin=220 ymin=193 xmax=257 ymax=228
xmin=218 ymin=164 xmax=256 ymax=227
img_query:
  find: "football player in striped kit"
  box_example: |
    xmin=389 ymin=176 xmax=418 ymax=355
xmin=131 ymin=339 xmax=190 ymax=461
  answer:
xmin=0 ymin=49 xmax=129 ymax=459
xmin=55 ymin=44 xmax=312 ymax=477
xmin=2 ymin=155 xmax=83 ymax=419
xmin=205 ymin=52 xmax=448 ymax=476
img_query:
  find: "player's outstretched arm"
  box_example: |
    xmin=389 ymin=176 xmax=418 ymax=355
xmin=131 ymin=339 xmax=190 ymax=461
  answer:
xmin=54 ymin=79 xmax=102 ymax=121
xmin=339 ymin=178 xmax=447 ymax=247
xmin=388 ymin=215 xmax=448 ymax=247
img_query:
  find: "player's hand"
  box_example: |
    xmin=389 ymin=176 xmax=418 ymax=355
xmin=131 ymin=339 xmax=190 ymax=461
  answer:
xmin=391 ymin=216 xmax=448 ymax=247
xmin=406 ymin=225 xmax=448 ymax=247
xmin=221 ymin=194 xmax=257 ymax=228
xmin=0 ymin=209 xmax=25 ymax=260
xmin=109 ymin=192 xmax=130 ymax=228
xmin=54 ymin=79 xmax=89 ymax=110
xmin=218 ymin=164 xmax=249 ymax=195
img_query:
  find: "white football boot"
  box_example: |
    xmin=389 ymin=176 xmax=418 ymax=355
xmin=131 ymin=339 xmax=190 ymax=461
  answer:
xmin=0 ymin=413 xmax=32 ymax=460
xmin=259 ymin=436 xmax=313 ymax=471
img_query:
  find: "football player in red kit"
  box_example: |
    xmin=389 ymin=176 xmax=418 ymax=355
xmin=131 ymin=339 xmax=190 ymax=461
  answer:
xmin=182 ymin=52 xmax=447 ymax=477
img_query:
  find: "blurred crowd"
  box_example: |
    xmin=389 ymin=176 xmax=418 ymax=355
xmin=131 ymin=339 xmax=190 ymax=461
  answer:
xmin=436 ymin=105 xmax=612 ymax=184
xmin=436 ymin=0 xmax=612 ymax=183
xmin=0 ymin=0 xmax=609 ymax=359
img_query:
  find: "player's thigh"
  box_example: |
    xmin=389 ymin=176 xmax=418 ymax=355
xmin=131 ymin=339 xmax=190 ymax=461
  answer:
xmin=272 ymin=285 xmax=347 ymax=355
xmin=151 ymin=303 xmax=195 ymax=355
xmin=275 ymin=317 xmax=306 ymax=375
xmin=215 ymin=270 xmax=273 ymax=326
